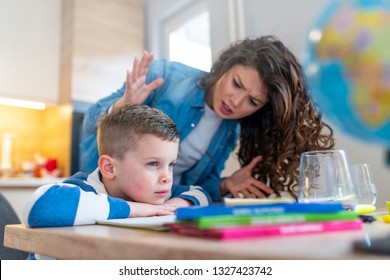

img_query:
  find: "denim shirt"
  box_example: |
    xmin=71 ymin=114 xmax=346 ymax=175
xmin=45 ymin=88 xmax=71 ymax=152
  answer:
xmin=81 ymin=60 xmax=240 ymax=201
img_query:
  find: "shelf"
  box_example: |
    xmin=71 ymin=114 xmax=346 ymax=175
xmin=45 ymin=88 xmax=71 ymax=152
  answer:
xmin=0 ymin=177 xmax=64 ymax=188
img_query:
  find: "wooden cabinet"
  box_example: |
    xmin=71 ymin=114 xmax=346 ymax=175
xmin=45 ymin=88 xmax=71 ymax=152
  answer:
xmin=0 ymin=0 xmax=62 ymax=105
xmin=61 ymin=0 xmax=145 ymax=104
xmin=0 ymin=0 xmax=144 ymax=105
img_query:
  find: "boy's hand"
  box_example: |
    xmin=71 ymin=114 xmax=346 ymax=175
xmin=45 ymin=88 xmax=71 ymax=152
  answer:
xmin=165 ymin=198 xmax=192 ymax=208
xmin=114 ymin=51 xmax=164 ymax=110
xmin=128 ymin=201 xmax=176 ymax=218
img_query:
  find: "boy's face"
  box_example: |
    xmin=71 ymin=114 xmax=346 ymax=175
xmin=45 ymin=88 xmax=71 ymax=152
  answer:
xmin=112 ymin=134 xmax=178 ymax=205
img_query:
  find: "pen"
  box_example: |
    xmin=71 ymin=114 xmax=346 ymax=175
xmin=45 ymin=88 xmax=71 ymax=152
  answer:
xmin=359 ymin=215 xmax=376 ymax=223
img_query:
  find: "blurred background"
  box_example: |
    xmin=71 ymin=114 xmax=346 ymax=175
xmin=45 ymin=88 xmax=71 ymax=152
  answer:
xmin=0 ymin=0 xmax=389 ymax=216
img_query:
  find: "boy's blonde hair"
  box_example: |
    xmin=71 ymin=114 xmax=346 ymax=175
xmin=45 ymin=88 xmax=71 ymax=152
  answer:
xmin=97 ymin=104 xmax=179 ymax=160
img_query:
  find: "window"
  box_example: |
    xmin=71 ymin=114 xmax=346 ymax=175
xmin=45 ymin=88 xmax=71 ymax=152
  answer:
xmin=168 ymin=11 xmax=211 ymax=71
xmin=161 ymin=1 xmax=212 ymax=71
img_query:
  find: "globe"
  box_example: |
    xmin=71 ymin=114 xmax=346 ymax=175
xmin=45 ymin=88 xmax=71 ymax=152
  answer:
xmin=304 ymin=0 xmax=390 ymax=147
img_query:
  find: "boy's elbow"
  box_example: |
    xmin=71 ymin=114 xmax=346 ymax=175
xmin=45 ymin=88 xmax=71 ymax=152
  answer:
xmin=24 ymin=209 xmax=76 ymax=228
xmin=189 ymin=185 xmax=212 ymax=206
xmin=22 ymin=193 xmax=79 ymax=228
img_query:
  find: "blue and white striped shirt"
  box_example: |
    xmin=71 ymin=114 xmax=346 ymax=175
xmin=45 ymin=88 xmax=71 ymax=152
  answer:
xmin=23 ymin=168 xmax=211 ymax=228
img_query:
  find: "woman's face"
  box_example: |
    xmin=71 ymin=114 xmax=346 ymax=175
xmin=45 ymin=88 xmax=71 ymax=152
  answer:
xmin=207 ymin=65 xmax=269 ymax=119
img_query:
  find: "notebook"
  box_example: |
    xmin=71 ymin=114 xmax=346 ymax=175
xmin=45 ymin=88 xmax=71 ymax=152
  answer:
xmin=178 ymin=211 xmax=359 ymax=229
xmin=169 ymin=219 xmax=363 ymax=240
xmin=97 ymin=215 xmax=176 ymax=231
xmin=175 ymin=202 xmax=345 ymax=220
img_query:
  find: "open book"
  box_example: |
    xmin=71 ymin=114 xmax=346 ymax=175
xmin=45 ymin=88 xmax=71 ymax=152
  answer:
xmin=97 ymin=215 xmax=176 ymax=231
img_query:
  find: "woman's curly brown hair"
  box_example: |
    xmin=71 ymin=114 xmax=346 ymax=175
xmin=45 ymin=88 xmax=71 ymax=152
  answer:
xmin=200 ymin=35 xmax=335 ymax=199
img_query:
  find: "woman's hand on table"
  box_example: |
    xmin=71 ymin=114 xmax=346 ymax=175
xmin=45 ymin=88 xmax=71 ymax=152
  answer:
xmin=221 ymin=156 xmax=274 ymax=198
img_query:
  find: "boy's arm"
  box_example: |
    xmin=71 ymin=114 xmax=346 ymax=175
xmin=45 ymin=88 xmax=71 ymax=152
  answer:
xmin=127 ymin=201 xmax=176 ymax=217
xmin=22 ymin=183 xmax=130 ymax=228
xmin=166 ymin=185 xmax=212 ymax=206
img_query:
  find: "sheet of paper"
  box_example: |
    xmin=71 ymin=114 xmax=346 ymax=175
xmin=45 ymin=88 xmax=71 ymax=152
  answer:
xmin=97 ymin=215 xmax=176 ymax=231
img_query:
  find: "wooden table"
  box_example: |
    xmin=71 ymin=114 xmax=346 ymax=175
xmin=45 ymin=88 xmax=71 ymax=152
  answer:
xmin=4 ymin=221 xmax=390 ymax=260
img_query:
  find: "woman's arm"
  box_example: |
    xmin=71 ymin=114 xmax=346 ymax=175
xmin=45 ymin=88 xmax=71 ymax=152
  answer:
xmin=80 ymin=86 xmax=125 ymax=173
xmin=80 ymin=53 xmax=164 ymax=173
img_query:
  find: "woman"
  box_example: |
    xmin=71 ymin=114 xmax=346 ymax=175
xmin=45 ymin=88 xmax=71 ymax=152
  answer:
xmin=81 ymin=35 xmax=334 ymax=202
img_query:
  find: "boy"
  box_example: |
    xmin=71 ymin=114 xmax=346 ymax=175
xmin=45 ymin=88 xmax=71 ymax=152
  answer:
xmin=23 ymin=105 xmax=211 ymax=228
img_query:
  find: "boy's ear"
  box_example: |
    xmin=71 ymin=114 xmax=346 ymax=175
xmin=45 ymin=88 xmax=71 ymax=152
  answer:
xmin=98 ymin=155 xmax=115 ymax=179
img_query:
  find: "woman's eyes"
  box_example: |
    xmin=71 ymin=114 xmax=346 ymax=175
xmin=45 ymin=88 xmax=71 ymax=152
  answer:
xmin=232 ymin=79 xmax=260 ymax=106
xmin=233 ymin=79 xmax=240 ymax=88
xmin=249 ymin=98 xmax=258 ymax=106
xmin=232 ymin=77 xmax=262 ymax=107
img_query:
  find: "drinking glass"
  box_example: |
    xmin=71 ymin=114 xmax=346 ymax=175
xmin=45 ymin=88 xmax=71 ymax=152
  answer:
xmin=351 ymin=163 xmax=377 ymax=205
xmin=298 ymin=150 xmax=357 ymax=209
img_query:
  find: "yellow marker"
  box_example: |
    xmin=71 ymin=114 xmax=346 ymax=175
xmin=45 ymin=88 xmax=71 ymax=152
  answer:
xmin=386 ymin=201 xmax=390 ymax=214
xmin=382 ymin=215 xmax=390 ymax=223
xmin=355 ymin=204 xmax=376 ymax=215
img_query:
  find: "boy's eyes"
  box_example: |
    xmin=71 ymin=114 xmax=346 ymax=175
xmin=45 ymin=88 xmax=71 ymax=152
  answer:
xmin=147 ymin=162 xmax=176 ymax=167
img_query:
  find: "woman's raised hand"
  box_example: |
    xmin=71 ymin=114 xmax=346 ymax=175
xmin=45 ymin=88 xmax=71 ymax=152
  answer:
xmin=221 ymin=156 xmax=274 ymax=198
xmin=114 ymin=51 xmax=164 ymax=110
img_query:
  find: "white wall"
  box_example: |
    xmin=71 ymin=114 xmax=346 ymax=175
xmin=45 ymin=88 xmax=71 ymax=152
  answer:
xmin=0 ymin=0 xmax=61 ymax=104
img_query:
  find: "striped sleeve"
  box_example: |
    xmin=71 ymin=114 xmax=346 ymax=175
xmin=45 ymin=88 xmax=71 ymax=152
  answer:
xmin=22 ymin=182 xmax=130 ymax=228
xmin=170 ymin=185 xmax=211 ymax=206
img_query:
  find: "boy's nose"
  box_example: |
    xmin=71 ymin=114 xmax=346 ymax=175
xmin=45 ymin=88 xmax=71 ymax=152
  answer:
xmin=160 ymin=173 xmax=172 ymax=184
